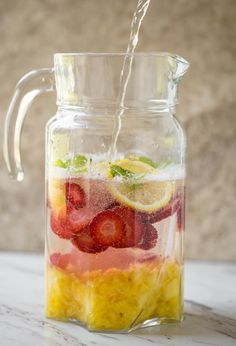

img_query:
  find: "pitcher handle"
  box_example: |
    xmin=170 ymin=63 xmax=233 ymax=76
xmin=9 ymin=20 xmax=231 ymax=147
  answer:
xmin=3 ymin=68 xmax=54 ymax=181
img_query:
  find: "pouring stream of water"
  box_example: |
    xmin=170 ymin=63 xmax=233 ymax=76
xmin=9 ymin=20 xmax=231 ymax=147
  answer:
xmin=108 ymin=0 xmax=151 ymax=160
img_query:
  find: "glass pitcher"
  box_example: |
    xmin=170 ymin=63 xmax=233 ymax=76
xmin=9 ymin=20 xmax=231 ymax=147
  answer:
xmin=3 ymin=53 xmax=189 ymax=332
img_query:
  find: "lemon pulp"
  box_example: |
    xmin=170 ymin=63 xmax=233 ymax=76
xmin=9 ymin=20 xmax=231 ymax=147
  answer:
xmin=46 ymin=259 xmax=182 ymax=331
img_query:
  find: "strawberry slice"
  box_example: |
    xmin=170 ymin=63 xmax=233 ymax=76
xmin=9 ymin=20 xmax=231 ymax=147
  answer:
xmin=140 ymin=198 xmax=180 ymax=224
xmin=50 ymin=208 xmax=74 ymax=239
xmin=72 ymin=226 xmax=107 ymax=254
xmin=50 ymin=252 xmax=70 ymax=270
xmin=114 ymin=207 xmax=144 ymax=247
xmin=90 ymin=209 xmax=126 ymax=247
xmin=138 ymin=223 xmax=158 ymax=250
xmin=50 ymin=205 xmax=94 ymax=239
xmin=66 ymin=207 xmax=95 ymax=234
xmin=66 ymin=182 xmax=85 ymax=209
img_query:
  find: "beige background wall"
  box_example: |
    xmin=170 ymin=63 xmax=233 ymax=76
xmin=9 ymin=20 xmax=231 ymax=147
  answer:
xmin=0 ymin=0 xmax=235 ymax=260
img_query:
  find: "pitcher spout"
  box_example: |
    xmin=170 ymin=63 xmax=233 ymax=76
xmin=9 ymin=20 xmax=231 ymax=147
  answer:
xmin=171 ymin=54 xmax=190 ymax=83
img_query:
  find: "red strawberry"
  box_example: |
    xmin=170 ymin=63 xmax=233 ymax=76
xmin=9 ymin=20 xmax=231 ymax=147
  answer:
xmin=72 ymin=226 xmax=107 ymax=254
xmin=90 ymin=209 xmax=126 ymax=247
xmin=138 ymin=224 xmax=158 ymax=250
xmin=140 ymin=198 xmax=180 ymax=224
xmin=50 ymin=208 xmax=74 ymax=239
xmin=66 ymin=207 xmax=95 ymax=234
xmin=50 ymin=252 xmax=70 ymax=270
xmin=66 ymin=182 xmax=85 ymax=209
xmin=114 ymin=207 xmax=144 ymax=248
xmin=50 ymin=205 xmax=95 ymax=239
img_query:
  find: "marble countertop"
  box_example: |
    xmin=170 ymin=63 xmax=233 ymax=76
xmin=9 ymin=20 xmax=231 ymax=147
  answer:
xmin=0 ymin=252 xmax=235 ymax=346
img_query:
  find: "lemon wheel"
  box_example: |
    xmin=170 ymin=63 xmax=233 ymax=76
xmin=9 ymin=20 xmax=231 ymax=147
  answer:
xmin=109 ymin=159 xmax=173 ymax=213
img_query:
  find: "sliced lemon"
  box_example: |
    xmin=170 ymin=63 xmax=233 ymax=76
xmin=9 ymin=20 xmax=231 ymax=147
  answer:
xmin=109 ymin=159 xmax=173 ymax=212
xmin=48 ymin=179 xmax=66 ymax=211
xmin=112 ymin=159 xmax=155 ymax=174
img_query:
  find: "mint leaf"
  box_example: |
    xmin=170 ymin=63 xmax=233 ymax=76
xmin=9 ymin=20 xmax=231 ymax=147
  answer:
xmin=54 ymin=154 xmax=90 ymax=173
xmin=110 ymin=164 xmax=145 ymax=191
xmin=54 ymin=159 xmax=67 ymax=168
xmin=110 ymin=164 xmax=135 ymax=178
xmin=139 ymin=156 xmax=173 ymax=169
xmin=138 ymin=156 xmax=156 ymax=168
xmin=71 ymin=155 xmax=88 ymax=167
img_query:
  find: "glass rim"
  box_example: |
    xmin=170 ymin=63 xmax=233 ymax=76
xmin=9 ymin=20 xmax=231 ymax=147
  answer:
xmin=54 ymin=52 xmax=189 ymax=65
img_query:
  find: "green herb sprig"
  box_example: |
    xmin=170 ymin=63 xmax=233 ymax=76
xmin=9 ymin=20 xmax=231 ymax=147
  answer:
xmin=138 ymin=156 xmax=173 ymax=169
xmin=110 ymin=164 xmax=135 ymax=178
xmin=54 ymin=154 xmax=90 ymax=173
xmin=110 ymin=164 xmax=144 ymax=191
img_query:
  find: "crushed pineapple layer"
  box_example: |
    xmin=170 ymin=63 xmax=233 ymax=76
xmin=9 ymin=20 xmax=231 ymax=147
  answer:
xmin=46 ymin=259 xmax=182 ymax=331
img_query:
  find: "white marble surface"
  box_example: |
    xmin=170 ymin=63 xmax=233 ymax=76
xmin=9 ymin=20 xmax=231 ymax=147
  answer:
xmin=0 ymin=252 xmax=235 ymax=346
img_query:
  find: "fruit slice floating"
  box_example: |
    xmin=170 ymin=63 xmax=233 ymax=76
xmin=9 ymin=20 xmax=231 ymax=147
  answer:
xmin=113 ymin=207 xmax=144 ymax=247
xmin=50 ymin=207 xmax=74 ymax=239
xmin=72 ymin=226 xmax=107 ymax=254
xmin=48 ymin=179 xmax=66 ymax=210
xmin=50 ymin=204 xmax=95 ymax=239
xmin=140 ymin=197 xmax=180 ymax=224
xmin=110 ymin=159 xmax=155 ymax=176
xmin=138 ymin=223 xmax=158 ymax=250
xmin=90 ymin=209 xmax=126 ymax=248
xmin=66 ymin=206 xmax=95 ymax=234
xmin=65 ymin=182 xmax=85 ymax=209
xmin=109 ymin=159 xmax=173 ymax=212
